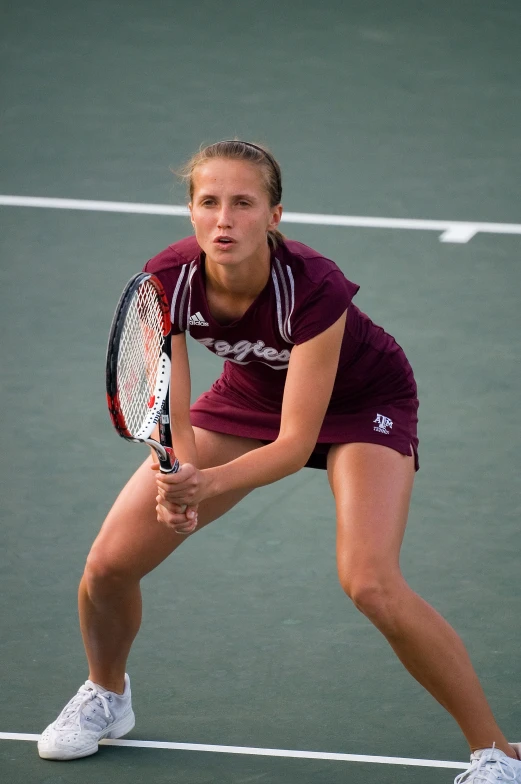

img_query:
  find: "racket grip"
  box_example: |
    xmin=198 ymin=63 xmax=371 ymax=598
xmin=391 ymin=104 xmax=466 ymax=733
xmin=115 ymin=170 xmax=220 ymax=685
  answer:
xmin=159 ymin=446 xmax=180 ymax=474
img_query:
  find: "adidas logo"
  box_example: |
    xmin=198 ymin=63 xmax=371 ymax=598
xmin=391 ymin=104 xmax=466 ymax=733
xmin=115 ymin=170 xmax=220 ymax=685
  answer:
xmin=189 ymin=311 xmax=209 ymax=327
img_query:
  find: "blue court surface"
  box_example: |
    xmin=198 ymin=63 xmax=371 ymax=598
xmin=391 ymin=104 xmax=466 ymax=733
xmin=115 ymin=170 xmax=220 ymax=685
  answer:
xmin=1 ymin=2 xmax=520 ymax=782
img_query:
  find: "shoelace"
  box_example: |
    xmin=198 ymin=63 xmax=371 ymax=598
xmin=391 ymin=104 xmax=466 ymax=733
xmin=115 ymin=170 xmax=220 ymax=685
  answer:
xmin=455 ymin=748 xmax=518 ymax=783
xmin=55 ymin=682 xmax=113 ymax=729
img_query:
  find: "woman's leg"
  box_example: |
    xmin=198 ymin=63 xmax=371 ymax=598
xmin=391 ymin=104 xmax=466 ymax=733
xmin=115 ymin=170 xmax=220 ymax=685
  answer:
xmin=328 ymin=442 xmax=515 ymax=757
xmin=79 ymin=429 xmax=263 ymax=693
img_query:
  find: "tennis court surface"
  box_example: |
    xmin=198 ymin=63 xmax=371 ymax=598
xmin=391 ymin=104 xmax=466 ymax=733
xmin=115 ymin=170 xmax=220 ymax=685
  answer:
xmin=1 ymin=2 xmax=520 ymax=782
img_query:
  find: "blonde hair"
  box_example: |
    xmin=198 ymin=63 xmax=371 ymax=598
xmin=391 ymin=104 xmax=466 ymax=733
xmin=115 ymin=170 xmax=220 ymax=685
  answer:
xmin=180 ymin=140 xmax=285 ymax=248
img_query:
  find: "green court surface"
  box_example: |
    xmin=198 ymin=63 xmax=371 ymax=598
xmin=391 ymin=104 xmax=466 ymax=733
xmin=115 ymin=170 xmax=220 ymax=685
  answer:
xmin=1 ymin=2 xmax=520 ymax=782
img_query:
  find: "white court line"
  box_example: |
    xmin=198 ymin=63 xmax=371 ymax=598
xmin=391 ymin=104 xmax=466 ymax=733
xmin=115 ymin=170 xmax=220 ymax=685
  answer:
xmin=0 ymin=732 xmax=467 ymax=770
xmin=2 ymin=195 xmax=521 ymax=244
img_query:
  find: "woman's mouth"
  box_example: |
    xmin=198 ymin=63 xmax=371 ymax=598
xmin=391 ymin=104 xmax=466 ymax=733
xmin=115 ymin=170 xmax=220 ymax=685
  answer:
xmin=214 ymin=236 xmax=235 ymax=245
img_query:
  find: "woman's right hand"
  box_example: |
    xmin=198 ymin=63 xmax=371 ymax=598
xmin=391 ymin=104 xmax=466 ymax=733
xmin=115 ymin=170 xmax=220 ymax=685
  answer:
xmin=155 ymin=494 xmax=199 ymax=535
xmin=150 ymin=458 xmax=199 ymax=535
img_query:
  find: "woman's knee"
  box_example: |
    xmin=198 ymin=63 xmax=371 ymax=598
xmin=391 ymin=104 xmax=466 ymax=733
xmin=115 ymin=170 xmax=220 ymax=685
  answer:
xmin=83 ymin=546 xmax=138 ymax=599
xmin=339 ymin=568 xmax=405 ymax=625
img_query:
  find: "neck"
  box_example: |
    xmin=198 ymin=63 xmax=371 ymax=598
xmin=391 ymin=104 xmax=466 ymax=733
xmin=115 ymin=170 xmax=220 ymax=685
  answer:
xmin=205 ymin=245 xmax=271 ymax=299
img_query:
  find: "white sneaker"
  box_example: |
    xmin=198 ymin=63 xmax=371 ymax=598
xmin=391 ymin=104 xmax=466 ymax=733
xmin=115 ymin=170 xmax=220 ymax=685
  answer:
xmin=38 ymin=674 xmax=135 ymax=760
xmin=455 ymin=745 xmax=521 ymax=783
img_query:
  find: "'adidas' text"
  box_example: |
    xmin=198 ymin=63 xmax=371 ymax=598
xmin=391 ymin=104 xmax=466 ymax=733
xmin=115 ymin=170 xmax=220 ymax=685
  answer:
xmin=189 ymin=312 xmax=209 ymax=327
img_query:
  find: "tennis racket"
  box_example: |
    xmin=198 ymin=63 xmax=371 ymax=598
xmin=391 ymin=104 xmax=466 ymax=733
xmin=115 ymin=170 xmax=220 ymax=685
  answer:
xmin=106 ymin=272 xmax=179 ymax=473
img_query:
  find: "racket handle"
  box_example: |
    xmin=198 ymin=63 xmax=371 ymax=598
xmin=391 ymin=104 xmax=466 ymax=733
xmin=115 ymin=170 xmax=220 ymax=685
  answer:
xmin=157 ymin=447 xmax=186 ymax=514
xmin=158 ymin=446 xmax=180 ymax=474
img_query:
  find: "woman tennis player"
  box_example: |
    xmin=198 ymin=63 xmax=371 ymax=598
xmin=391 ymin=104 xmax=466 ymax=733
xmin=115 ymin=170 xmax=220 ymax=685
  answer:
xmin=39 ymin=141 xmax=520 ymax=783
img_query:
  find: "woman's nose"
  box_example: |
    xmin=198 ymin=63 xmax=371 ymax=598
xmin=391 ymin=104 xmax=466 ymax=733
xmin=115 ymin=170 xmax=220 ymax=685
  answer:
xmin=217 ymin=207 xmax=232 ymax=228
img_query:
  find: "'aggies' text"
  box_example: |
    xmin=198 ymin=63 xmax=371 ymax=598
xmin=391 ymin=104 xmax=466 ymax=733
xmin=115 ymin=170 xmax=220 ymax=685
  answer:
xmin=197 ymin=338 xmax=291 ymax=366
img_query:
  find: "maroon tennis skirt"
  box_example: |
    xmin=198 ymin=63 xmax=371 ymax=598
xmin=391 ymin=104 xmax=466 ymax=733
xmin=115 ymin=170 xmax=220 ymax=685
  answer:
xmin=190 ymin=388 xmax=419 ymax=471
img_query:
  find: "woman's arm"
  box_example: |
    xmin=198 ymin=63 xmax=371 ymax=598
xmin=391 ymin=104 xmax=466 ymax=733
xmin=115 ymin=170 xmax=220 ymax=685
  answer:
xmin=152 ymin=331 xmax=200 ymax=534
xmin=167 ymin=331 xmax=198 ymax=466
xmin=158 ymin=311 xmax=347 ymax=505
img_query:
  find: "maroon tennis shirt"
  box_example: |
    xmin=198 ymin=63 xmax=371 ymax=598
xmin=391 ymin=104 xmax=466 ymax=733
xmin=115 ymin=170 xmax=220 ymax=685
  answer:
xmin=144 ymin=236 xmax=418 ymax=462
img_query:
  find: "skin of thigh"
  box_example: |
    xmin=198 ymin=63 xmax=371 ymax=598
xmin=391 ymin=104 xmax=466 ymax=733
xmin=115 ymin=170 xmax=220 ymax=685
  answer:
xmin=87 ymin=429 xmax=264 ymax=582
xmin=327 ymin=442 xmax=415 ymax=594
xmin=325 ymin=442 xmax=520 ymax=758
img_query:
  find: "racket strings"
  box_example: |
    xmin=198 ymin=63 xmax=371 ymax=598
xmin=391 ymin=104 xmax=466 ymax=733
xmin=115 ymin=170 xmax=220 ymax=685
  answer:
xmin=117 ymin=281 xmax=166 ymax=434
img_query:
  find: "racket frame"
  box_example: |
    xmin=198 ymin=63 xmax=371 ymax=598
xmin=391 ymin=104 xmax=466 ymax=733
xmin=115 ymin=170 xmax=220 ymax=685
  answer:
xmin=106 ymin=272 xmax=179 ymax=473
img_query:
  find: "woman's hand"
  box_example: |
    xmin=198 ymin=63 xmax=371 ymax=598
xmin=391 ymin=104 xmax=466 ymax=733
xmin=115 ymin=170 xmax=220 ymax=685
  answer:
xmin=153 ymin=462 xmax=213 ymax=534
xmin=150 ymin=460 xmax=202 ymax=535
xmin=155 ymin=495 xmax=199 ymax=535
xmin=156 ymin=463 xmax=209 ymax=505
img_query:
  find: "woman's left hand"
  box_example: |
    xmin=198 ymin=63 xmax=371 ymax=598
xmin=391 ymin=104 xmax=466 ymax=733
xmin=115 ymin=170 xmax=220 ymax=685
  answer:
xmin=156 ymin=463 xmax=209 ymax=507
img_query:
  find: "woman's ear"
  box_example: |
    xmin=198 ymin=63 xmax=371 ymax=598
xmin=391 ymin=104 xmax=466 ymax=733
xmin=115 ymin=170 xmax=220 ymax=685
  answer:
xmin=268 ymin=203 xmax=283 ymax=231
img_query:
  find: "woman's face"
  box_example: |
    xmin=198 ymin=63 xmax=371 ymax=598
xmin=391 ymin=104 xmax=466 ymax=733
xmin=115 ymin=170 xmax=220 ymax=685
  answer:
xmin=189 ymin=158 xmax=282 ymax=267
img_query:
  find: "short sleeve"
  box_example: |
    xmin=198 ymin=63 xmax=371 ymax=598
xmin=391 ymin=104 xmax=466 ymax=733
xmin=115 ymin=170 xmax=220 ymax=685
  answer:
xmin=142 ymin=247 xmax=183 ymax=305
xmin=290 ymin=269 xmax=359 ymax=345
xmin=142 ymin=239 xmax=201 ymax=335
